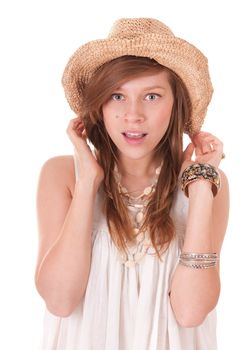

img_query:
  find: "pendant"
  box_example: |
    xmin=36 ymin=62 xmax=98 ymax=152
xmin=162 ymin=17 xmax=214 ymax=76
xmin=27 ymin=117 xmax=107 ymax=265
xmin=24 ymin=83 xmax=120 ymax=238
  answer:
xmin=121 ymin=186 xmax=128 ymax=194
xmin=124 ymin=259 xmax=136 ymax=268
xmin=144 ymin=186 xmax=152 ymax=195
xmin=127 ymin=205 xmax=137 ymax=212
xmin=133 ymin=204 xmax=144 ymax=208
xmin=135 ymin=211 xmax=144 ymax=224
xmin=135 ymin=231 xmax=145 ymax=243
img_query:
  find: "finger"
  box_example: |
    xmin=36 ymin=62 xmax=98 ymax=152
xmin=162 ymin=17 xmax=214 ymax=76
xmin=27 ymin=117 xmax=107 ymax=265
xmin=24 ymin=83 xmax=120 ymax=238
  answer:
xmin=70 ymin=116 xmax=83 ymax=125
xmin=190 ymin=131 xmax=207 ymax=143
xmin=81 ymin=129 xmax=87 ymax=139
xmin=67 ymin=117 xmax=81 ymax=131
xmin=192 ymin=140 xmax=205 ymax=156
xmin=73 ymin=119 xmax=84 ymax=129
xmin=183 ymin=142 xmax=195 ymax=161
xmin=75 ymin=122 xmax=84 ymax=131
xmin=68 ymin=119 xmax=85 ymax=135
xmin=70 ymin=116 xmax=81 ymax=123
xmin=66 ymin=117 xmax=86 ymax=142
xmin=194 ymin=132 xmax=223 ymax=145
xmin=201 ymin=135 xmax=223 ymax=154
xmin=201 ymin=134 xmax=222 ymax=144
xmin=192 ymin=133 xmax=213 ymax=154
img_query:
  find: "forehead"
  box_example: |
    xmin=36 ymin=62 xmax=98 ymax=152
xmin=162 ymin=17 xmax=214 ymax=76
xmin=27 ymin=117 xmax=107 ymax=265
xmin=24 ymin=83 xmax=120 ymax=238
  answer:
xmin=116 ymin=70 xmax=171 ymax=90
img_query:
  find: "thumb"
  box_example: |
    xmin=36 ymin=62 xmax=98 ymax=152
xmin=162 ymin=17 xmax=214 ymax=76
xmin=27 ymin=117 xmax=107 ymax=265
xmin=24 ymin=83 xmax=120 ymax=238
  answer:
xmin=183 ymin=142 xmax=195 ymax=161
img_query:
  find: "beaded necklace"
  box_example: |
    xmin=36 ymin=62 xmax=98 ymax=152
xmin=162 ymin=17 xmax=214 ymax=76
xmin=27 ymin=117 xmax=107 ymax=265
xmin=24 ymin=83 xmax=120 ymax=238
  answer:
xmin=113 ymin=161 xmax=163 ymax=267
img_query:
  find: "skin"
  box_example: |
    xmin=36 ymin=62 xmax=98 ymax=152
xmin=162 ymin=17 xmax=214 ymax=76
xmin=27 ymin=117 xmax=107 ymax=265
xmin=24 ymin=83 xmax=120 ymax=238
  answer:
xmin=169 ymin=135 xmax=229 ymax=327
xmin=35 ymin=70 xmax=229 ymax=325
xmin=102 ymin=71 xmax=174 ymax=193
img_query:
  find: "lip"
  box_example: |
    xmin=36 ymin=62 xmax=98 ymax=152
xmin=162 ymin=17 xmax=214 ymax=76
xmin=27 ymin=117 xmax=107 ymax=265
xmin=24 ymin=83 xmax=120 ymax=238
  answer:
xmin=122 ymin=133 xmax=147 ymax=145
xmin=123 ymin=130 xmax=147 ymax=134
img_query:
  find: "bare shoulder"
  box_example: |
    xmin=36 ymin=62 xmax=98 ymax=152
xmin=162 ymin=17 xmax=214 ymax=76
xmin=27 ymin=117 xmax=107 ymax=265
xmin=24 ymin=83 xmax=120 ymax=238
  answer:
xmin=40 ymin=155 xmax=76 ymax=197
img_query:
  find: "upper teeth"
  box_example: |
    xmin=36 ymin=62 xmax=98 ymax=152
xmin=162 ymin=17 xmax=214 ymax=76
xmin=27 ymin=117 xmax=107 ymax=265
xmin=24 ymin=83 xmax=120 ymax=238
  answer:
xmin=125 ymin=132 xmax=144 ymax=138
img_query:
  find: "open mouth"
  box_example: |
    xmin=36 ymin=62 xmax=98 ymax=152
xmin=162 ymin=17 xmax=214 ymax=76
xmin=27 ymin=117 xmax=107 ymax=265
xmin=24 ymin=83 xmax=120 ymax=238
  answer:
xmin=122 ymin=132 xmax=147 ymax=139
xmin=121 ymin=132 xmax=147 ymax=144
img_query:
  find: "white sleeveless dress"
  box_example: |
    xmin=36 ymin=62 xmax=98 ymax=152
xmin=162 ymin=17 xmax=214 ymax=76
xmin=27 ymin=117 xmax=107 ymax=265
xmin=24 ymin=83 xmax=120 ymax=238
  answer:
xmin=40 ymin=158 xmax=217 ymax=350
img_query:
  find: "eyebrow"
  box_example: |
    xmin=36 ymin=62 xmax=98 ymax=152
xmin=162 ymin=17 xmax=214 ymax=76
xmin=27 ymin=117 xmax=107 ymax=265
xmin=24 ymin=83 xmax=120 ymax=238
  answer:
xmin=116 ymin=85 xmax=166 ymax=91
xmin=143 ymin=85 xmax=166 ymax=91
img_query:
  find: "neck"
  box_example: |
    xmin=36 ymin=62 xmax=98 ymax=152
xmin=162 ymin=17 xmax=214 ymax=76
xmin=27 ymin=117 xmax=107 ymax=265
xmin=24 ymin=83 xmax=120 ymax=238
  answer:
xmin=117 ymin=155 xmax=162 ymax=179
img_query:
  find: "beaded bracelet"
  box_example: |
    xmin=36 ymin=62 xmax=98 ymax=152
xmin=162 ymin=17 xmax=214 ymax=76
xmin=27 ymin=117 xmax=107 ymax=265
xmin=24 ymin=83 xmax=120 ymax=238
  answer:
xmin=179 ymin=252 xmax=219 ymax=269
xmin=181 ymin=163 xmax=221 ymax=197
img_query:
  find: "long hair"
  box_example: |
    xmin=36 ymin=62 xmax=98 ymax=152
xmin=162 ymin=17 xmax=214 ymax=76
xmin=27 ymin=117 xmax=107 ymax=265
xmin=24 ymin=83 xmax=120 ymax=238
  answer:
xmin=79 ymin=56 xmax=192 ymax=261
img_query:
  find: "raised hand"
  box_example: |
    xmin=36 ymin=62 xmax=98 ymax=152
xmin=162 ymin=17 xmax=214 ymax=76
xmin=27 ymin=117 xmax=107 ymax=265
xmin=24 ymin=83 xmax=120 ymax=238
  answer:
xmin=66 ymin=116 xmax=104 ymax=186
xmin=181 ymin=131 xmax=224 ymax=173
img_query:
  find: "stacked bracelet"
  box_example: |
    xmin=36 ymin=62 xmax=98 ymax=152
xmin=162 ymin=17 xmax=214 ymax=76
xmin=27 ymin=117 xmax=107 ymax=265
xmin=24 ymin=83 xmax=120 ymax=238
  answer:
xmin=179 ymin=252 xmax=219 ymax=269
xmin=181 ymin=163 xmax=221 ymax=197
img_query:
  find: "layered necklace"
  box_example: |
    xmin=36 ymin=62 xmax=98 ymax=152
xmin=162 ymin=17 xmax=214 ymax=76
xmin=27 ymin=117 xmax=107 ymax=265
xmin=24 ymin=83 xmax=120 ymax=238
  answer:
xmin=113 ymin=160 xmax=163 ymax=268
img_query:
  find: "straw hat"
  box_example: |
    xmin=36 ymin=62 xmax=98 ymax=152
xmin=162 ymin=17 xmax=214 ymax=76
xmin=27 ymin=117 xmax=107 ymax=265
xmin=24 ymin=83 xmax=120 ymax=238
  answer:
xmin=62 ymin=18 xmax=213 ymax=134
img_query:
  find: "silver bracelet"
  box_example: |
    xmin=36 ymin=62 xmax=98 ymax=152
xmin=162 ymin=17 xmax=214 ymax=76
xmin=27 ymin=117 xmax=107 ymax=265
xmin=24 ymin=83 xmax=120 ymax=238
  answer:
xmin=179 ymin=260 xmax=217 ymax=269
xmin=180 ymin=252 xmax=219 ymax=260
xmin=179 ymin=252 xmax=219 ymax=269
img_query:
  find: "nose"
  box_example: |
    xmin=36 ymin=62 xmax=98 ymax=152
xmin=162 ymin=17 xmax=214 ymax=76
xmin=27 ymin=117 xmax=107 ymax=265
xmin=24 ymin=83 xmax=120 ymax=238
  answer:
xmin=123 ymin=101 xmax=145 ymax=123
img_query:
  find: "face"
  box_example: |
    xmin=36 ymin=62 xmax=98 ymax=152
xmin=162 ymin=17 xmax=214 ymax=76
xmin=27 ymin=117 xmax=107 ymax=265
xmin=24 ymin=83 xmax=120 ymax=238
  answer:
xmin=102 ymin=70 xmax=174 ymax=163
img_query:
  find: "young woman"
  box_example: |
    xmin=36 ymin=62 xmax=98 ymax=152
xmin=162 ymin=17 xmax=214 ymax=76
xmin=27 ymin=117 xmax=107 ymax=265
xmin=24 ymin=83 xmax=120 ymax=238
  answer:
xmin=35 ymin=18 xmax=229 ymax=349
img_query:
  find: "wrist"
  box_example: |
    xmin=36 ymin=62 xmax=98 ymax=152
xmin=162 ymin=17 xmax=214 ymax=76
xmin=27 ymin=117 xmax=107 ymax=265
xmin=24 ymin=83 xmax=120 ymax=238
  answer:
xmin=75 ymin=176 xmax=100 ymax=195
xmin=181 ymin=163 xmax=221 ymax=198
xmin=188 ymin=179 xmax=213 ymax=197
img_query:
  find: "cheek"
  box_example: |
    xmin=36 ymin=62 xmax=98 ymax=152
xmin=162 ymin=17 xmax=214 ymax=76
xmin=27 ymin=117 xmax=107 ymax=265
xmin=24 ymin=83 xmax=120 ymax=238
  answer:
xmin=158 ymin=104 xmax=173 ymax=126
xmin=103 ymin=118 xmax=111 ymax=136
xmin=102 ymin=106 xmax=112 ymax=129
xmin=102 ymin=112 xmax=118 ymax=137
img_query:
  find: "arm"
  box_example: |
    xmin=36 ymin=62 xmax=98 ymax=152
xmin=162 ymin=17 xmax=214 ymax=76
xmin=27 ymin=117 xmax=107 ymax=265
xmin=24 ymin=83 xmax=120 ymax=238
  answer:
xmin=35 ymin=156 xmax=100 ymax=317
xmin=169 ymin=132 xmax=229 ymax=327
xmin=170 ymin=170 xmax=229 ymax=327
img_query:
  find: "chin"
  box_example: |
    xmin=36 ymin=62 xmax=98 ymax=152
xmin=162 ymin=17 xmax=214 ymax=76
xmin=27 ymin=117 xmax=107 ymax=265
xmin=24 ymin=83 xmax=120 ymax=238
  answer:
xmin=117 ymin=149 xmax=153 ymax=161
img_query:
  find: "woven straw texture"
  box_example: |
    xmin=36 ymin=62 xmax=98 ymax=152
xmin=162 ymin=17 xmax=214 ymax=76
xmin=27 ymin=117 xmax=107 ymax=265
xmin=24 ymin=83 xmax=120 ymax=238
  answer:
xmin=62 ymin=18 xmax=213 ymax=134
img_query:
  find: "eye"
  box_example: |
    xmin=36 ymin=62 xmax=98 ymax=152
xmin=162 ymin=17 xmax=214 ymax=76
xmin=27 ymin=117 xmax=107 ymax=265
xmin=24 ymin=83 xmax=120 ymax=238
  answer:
xmin=145 ymin=93 xmax=161 ymax=100
xmin=111 ymin=94 xmax=124 ymax=101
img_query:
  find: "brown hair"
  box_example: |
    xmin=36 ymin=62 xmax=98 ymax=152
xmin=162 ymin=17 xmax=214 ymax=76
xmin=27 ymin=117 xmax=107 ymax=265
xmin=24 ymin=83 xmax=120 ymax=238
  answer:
xmin=80 ymin=56 xmax=191 ymax=261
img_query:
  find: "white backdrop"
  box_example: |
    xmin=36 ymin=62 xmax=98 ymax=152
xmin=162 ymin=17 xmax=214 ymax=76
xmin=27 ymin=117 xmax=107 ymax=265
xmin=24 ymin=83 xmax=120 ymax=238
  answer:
xmin=0 ymin=0 xmax=247 ymax=349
